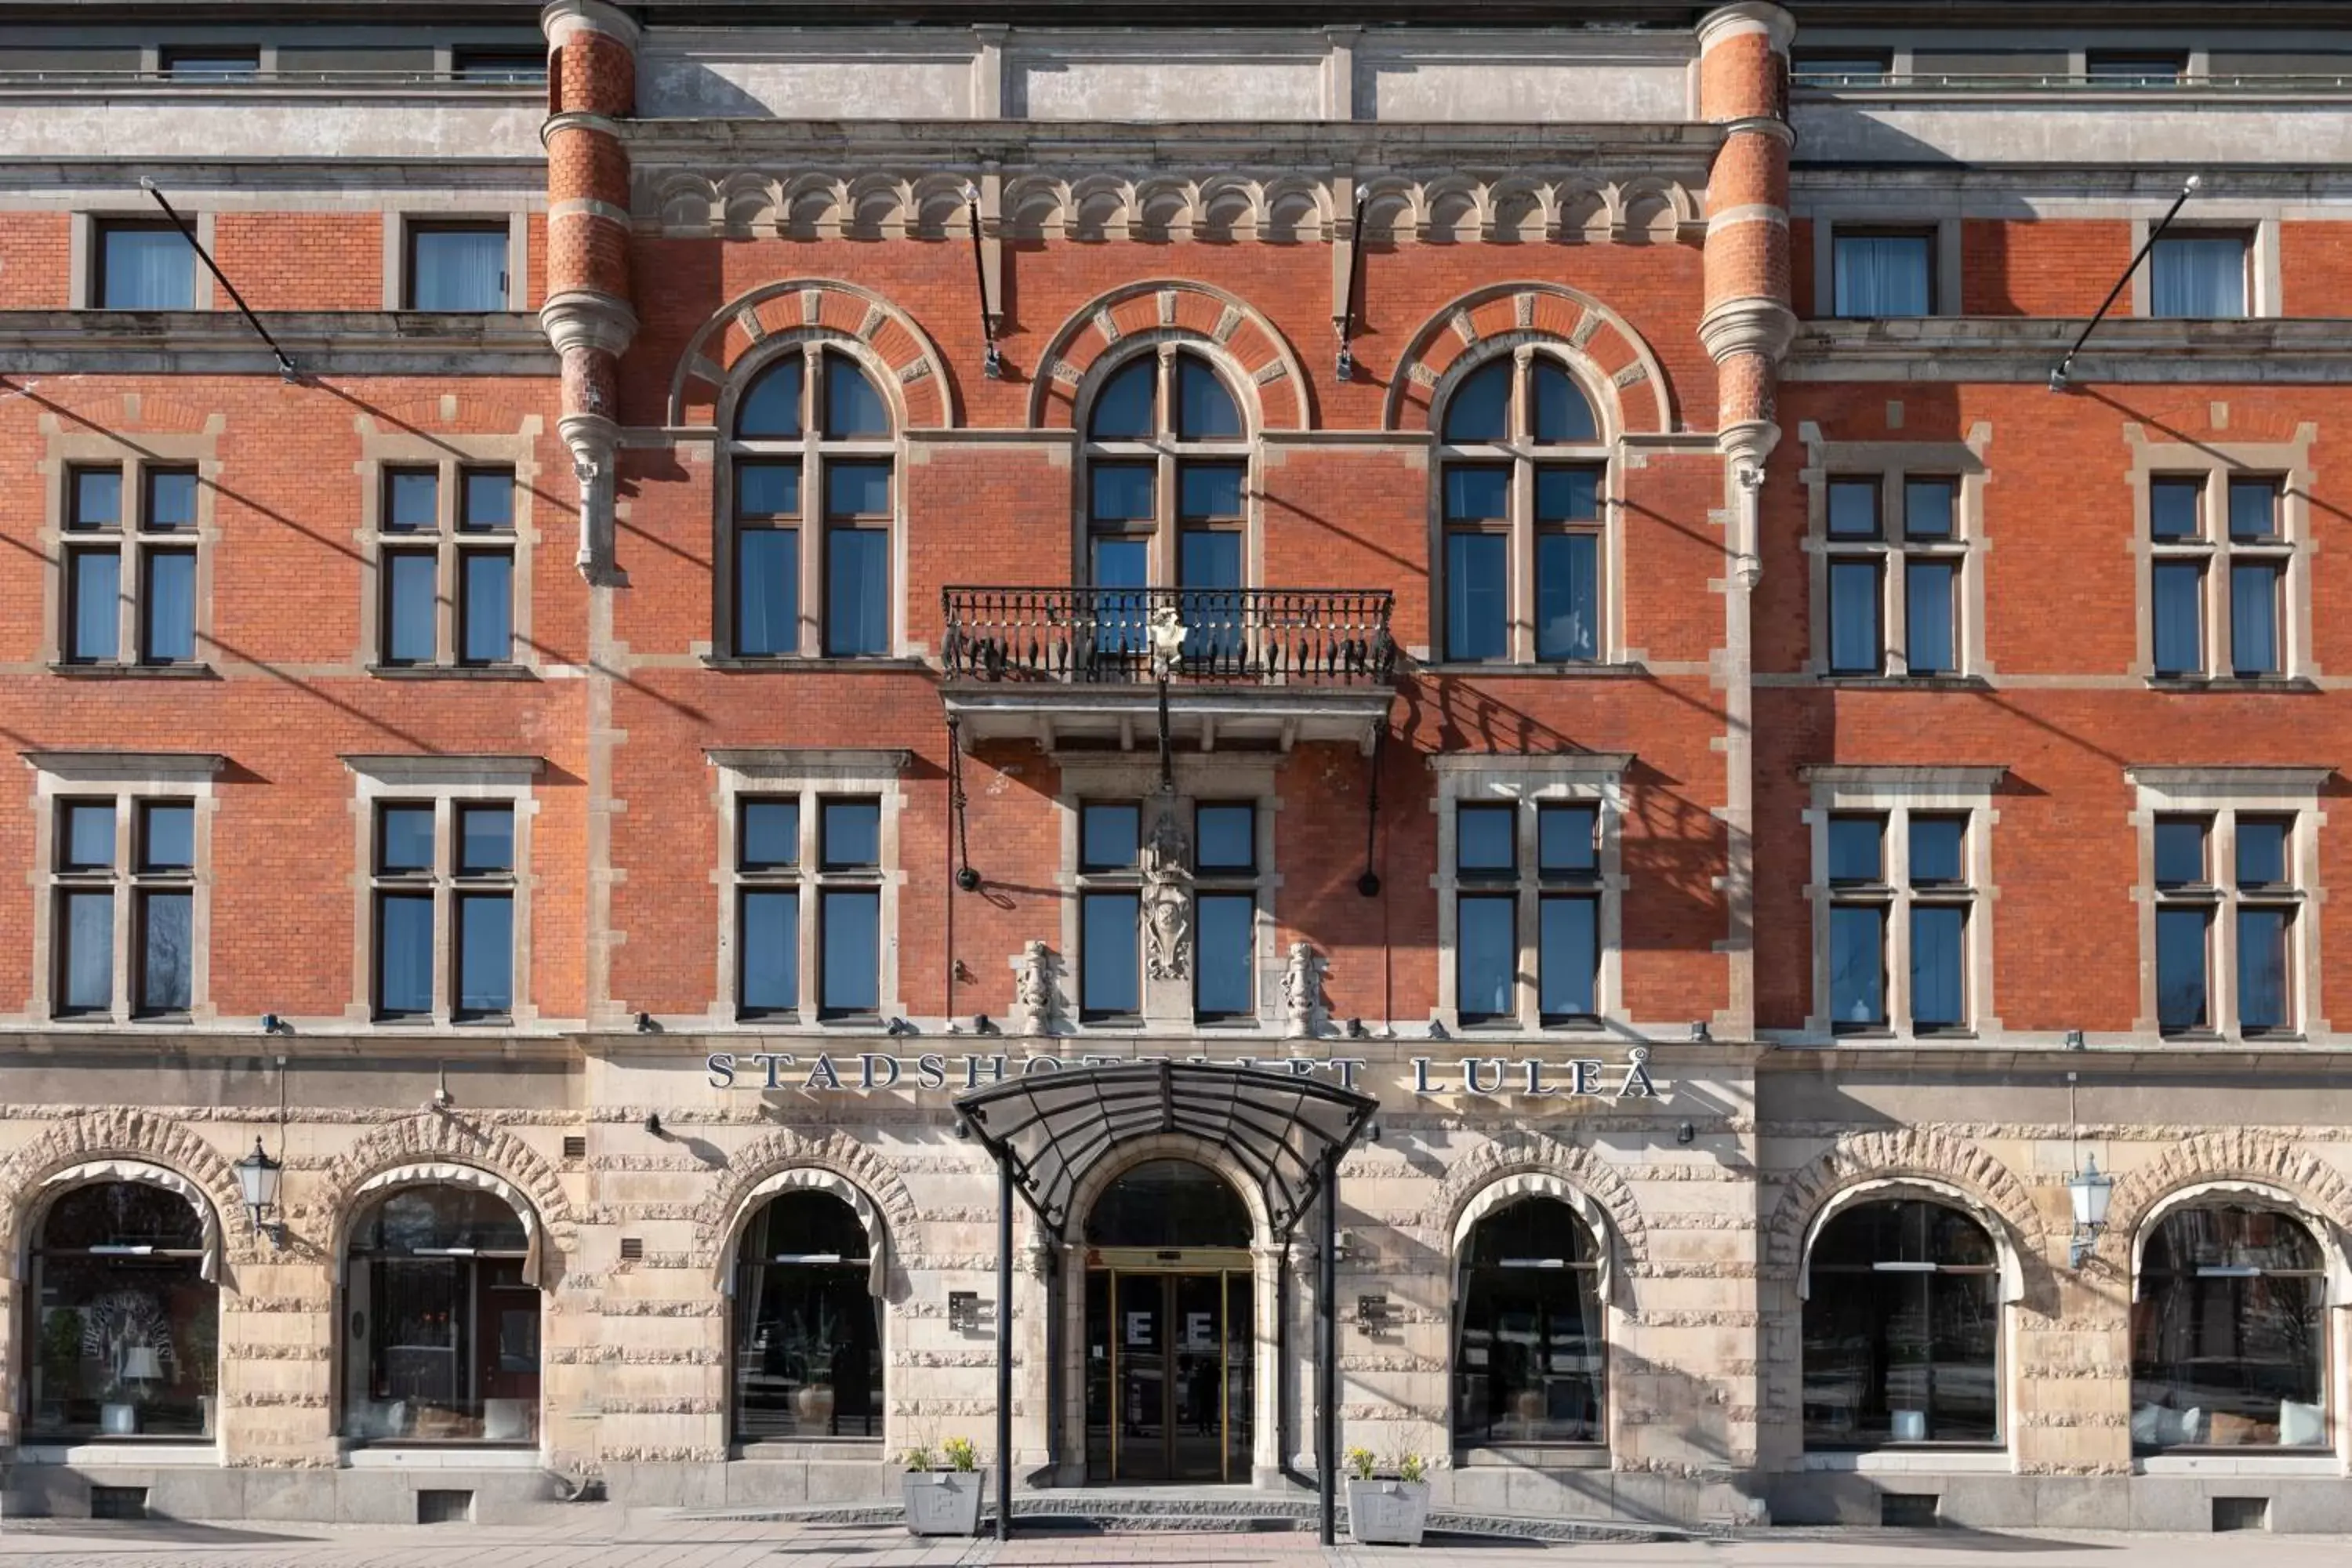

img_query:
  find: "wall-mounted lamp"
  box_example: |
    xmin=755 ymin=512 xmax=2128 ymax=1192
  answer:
xmin=2067 ymin=1156 xmax=2113 ymax=1270
xmin=951 ymin=1116 xmax=971 ymax=1142
xmin=234 ymin=1135 xmax=285 ymax=1249
xmin=428 ymin=1064 xmax=453 ymax=1112
xmin=1676 ymin=1121 xmax=1696 ymax=1146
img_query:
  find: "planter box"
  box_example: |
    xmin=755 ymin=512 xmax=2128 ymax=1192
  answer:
xmin=902 ymin=1470 xmax=985 ymax=1537
xmin=1348 ymin=1477 xmax=1430 ymax=1546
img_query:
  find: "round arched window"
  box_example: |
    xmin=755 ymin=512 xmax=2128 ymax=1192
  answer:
xmin=2132 ymin=1204 xmax=2326 ymax=1449
xmin=343 ymin=1183 xmax=537 ymax=1445
xmin=1453 ymin=1195 xmax=1604 ymax=1446
xmin=1801 ymin=1198 xmax=1999 ymax=1447
xmin=28 ymin=1181 xmax=217 ymax=1440
xmin=1084 ymin=1159 xmax=1252 ymax=1249
xmin=731 ymin=1189 xmax=884 ymax=1443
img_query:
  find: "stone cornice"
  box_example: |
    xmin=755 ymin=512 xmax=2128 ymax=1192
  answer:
xmin=0 ymin=310 xmax=557 ymax=377
xmin=1787 ymin=316 xmax=2352 ymax=383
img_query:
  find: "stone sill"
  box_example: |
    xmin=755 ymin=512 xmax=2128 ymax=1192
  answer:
xmin=1813 ymin=676 xmax=1991 ymax=691
xmin=1410 ymin=662 xmax=1649 ymax=680
xmin=367 ymin=663 xmax=538 ymax=681
xmin=1457 ymin=1444 xmax=1608 ymax=1471
xmin=702 ymin=655 xmax=935 ymax=674
xmin=48 ymin=662 xmax=217 ymax=680
xmin=16 ymin=1442 xmax=220 ymax=1466
xmin=2137 ymin=1451 xmax=2341 ymax=1476
xmin=1800 ymin=1446 xmax=2009 ymax=1473
xmin=2146 ymin=677 xmax=2318 ymax=694
xmin=731 ymin=1439 xmax=887 ymax=1461
xmin=343 ymin=1445 xmax=543 ymax=1469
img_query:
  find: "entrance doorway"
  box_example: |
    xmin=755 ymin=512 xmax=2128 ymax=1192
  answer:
xmin=1079 ymin=1160 xmax=1254 ymax=1483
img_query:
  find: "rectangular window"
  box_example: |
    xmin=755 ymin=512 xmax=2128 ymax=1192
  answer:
xmin=459 ymin=551 xmax=513 ymax=664
xmin=2238 ymin=907 xmax=2290 ymax=1034
xmin=2154 ymin=816 xmax=2209 ymax=888
xmin=1829 ymin=904 xmax=1886 ymax=1029
xmin=2150 ymin=477 xmax=2203 ymax=541
xmin=2229 ymin=479 xmax=2279 ymax=542
xmin=1535 ymin=532 xmax=1598 ymax=661
xmin=67 ymin=547 xmax=121 ymax=662
xmin=2155 ymin=906 xmax=2211 ymax=1032
xmin=2230 ymin=562 xmax=2280 ymax=677
xmin=456 ymin=893 xmax=514 ymax=1018
xmin=48 ymin=792 xmax=203 ymax=1022
xmin=1080 ymin=890 xmax=1142 ymax=1019
xmin=375 ymin=463 xmax=517 ymax=669
xmin=1457 ymin=804 xmax=1515 ymax=877
xmin=823 ymin=460 xmax=891 ymax=656
xmin=1538 ymin=804 xmax=1599 ymax=876
xmin=1446 ymin=783 xmax=1619 ymax=1031
xmin=1828 ymin=478 xmax=1881 ymax=539
xmin=1195 ymin=804 xmax=1254 ymax=872
xmin=740 ymin=799 xmax=800 ymax=872
xmin=2147 ymin=800 xmax=2306 ymax=1039
xmin=1793 ymin=50 xmax=1891 ymax=85
xmin=2087 ymin=52 xmax=2185 ymax=86
xmin=1082 ymin=802 xmax=1141 ymax=873
xmin=1538 ymin=896 xmax=1597 ymax=1021
xmin=137 ymin=889 xmax=193 ymax=1015
xmin=162 ymin=47 xmax=260 ymax=78
xmin=1445 ymin=532 xmax=1508 ymax=662
xmin=1828 ymin=560 xmax=1882 ymax=673
xmin=407 ymin=223 xmax=509 ymax=312
xmin=1904 ymin=560 xmax=1955 ymax=675
xmin=1833 ymin=231 xmax=1933 ymax=318
xmin=2151 ymin=234 xmax=2248 ymax=319
xmin=2151 ymin=561 xmax=2204 ymax=677
xmin=1910 ymin=905 xmax=1966 ymax=1029
xmin=735 ymin=466 xmax=800 ymax=658
xmin=2237 ymin=818 xmax=2289 ymax=889
xmin=453 ymin=48 xmax=547 ymax=82
xmin=818 ymin=889 xmax=879 ymax=1018
xmin=1908 ymin=816 xmax=1966 ymax=886
xmin=95 ymin=221 xmax=194 ymax=310
xmin=1904 ymin=478 xmax=1955 ymax=540
xmin=369 ymin=797 xmax=520 ymax=1022
xmin=57 ymin=890 xmax=114 ymax=1015
xmin=1457 ymin=895 xmax=1515 ymax=1023
xmin=376 ymin=891 xmax=435 ymax=1018
xmin=1195 ymin=892 xmax=1256 ymax=1018
xmin=65 ymin=462 xmax=208 ymax=667
xmin=140 ymin=548 xmax=197 ymax=663
xmin=739 ymin=889 xmax=800 ymax=1016
xmin=383 ymin=553 xmax=437 ymax=664
xmin=1828 ymin=815 xmax=1883 ymax=884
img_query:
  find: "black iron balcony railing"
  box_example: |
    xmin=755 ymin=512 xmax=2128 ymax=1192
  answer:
xmin=942 ymin=586 xmax=1395 ymax=686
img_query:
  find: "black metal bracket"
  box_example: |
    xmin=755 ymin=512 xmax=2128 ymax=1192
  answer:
xmin=2050 ymin=173 xmax=2201 ymax=391
xmin=1335 ymin=191 xmax=1367 ymax=383
xmin=946 ymin=715 xmax=979 ymax=891
xmin=140 ymin=178 xmax=299 ymax=383
xmin=964 ymin=182 xmax=1004 ymax=380
xmin=1357 ymin=720 xmax=1385 ymax=897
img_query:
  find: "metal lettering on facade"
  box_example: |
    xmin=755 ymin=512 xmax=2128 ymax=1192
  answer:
xmin=704 ymin=1045 xmax=1657 ymax=1098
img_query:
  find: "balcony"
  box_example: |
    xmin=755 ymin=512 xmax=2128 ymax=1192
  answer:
xmin=939 ymin=586 xmax=1396 ymax=755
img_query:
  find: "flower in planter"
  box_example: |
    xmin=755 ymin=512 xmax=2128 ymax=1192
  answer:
xmin=1345 ymin=1445 xmax=1377 ymax=1482
xmin=942 ymin=1436 xmax=980 ymax=1472
xmin=900 ymin=1443 xmax=936 ymax=1473
xmin=1395 ymin=1452 xmax=1427 ymax=1484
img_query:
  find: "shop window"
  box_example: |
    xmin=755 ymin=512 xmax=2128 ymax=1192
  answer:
xmin=343 ymin=1185 xmax=538 ymax=1445
xmin=2132 ymin=1205 xmax=2327 ymax=1450
xmin=1453 ymin=1196 xmax=1604 ymax=1446
xmin=1802 ymin=1199 xmax=2001 ymax=1448
xmin=729 ymin=1189 xmax=884 ymax=1443
xmin=27 ymin=1183 xmax=218 ymax=1441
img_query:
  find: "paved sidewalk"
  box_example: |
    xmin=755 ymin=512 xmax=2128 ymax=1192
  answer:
xmin=0 ymin=1511 xmax=2350 ymax=1567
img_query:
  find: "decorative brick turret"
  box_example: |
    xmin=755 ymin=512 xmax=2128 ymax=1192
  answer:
xmin=540 ymin=0 xmax=640 ymax=582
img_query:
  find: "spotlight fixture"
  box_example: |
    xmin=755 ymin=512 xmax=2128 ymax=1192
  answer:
xmin=2063 ymin=1028 xmax=2086 ymax=1050
xmin=429 ymin=1064 xmax=453 ymax=1112
xmin=1676 ymin=1121 xmax=1696 ymax=1146
xmin=956 ymin=866 xmax=982 ymax=892
xmin=635 ymin=1011 xmax=656 ymax=1033
xmin=644 ymin=1112 xmax=666 ymax=1138
xmin=260 ymin=1012 xmax=289 ymax=1035
xmin=1690 ymin=1020 xmax=1712 ymax=1043
xmin=1344 ymin=1018 xmax=1367 ymax=1040
xmin=973 ymin=1014 xmax=1001 ymax=1036
xmin=886 ymin=1016 xmax=916 ymax=1036
xmin=951 ymin=1116 xmax=971 ymax=1142
xmin=1426 ymin=1018 xmax=1449 ymax=1041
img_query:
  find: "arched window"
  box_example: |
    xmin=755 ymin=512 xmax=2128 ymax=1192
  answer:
xmin=2132 ymin=1204 xmax=2327 ymax=1449
xmin=1083 ymin=348 xmax=1250 ymax=666
xmin=1083 ymin=1158 xmax=1254 ymax=1248
xmin=1802 ymin=1199 xmax=1999 ymax=1447
xmin=343 ymin=1184 xmax=538 ymax=1444
xmin=1453 ymin=1195 xmax=1604 ymax=1446
xmin=727 ymin=347 xmax=895 ymax=659
xmin=730 ymin=1189 xmax=884 ymax=1442
xmin=28 ymin=1182 xmax=217 ymax=1439
xmin=1436 ymin=352 xmax=1606 ymax=665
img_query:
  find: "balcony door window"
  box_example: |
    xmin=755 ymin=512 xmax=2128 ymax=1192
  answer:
xmin=1437 ymin=351 xmax=1607 ymax=663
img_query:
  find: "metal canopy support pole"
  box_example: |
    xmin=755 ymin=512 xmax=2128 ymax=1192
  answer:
xmin=1316 ymin=1150 xmax=1339 ymax=1545
xmin=996 ymin=1155 xmax=1014 ymax=1541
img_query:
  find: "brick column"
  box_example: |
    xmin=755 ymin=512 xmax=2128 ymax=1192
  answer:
xmin=540 ymin=0 xmax=640 ymax=582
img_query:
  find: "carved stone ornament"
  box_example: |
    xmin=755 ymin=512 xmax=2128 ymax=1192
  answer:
xmin=1141 ymin=804 xmax=1193 ymax=982
xmin=1011 ymin=939 xmax=1067 ymax=1037
xmin=1280 ymin=942 xmax=1328 ymax=1040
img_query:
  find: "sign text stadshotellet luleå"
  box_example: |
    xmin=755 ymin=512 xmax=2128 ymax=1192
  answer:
xmin=704 ymin=1047 xmax=1657 ymax=1099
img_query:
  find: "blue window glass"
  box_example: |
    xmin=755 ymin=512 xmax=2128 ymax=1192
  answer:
xmin=1177 ymin=358 xmax=1242 ymax=441
xmin=69 ymin=549 xmax=120 ymax=662
xmin=460 ymin=551 xmax=511 ymax=664
xmin=457 ymin=805 xmax=513 ymax=874
xmin=819 ymin=799 xmax=880 ymax=869
xmin=1179 ymin=463 xmax=1243 ymax=520
xmin=1443 ymin=361 xmax=1509 ymax=443
xmin=379 ymin=805 xmax=435 ymax=873
xmin=1090 ymin=358 xmax=1156 ymax=440
xmin=62 ymin=802 xmax=114 ymax=871
xmin=826 ymin=459 xmax=890 ymax=518
xmin=385 ymin=470 xmax=437 ymax=532
xmin=59 ymin=891 xmax=113 ymax=1014
xmin=2151 ymin=561 xmax=2204 ymax=676
xmin=1911 ymin=905 xmax=1965 ymax=1028
xmin=736 ymin=358 xmax=802 ymax=438
xmin=1827 ymin=816 xmax=1882 ymax=883
xmin=384 ymin=552 xmax=436 ymax=663
xmin=2156 ymin=907 xmax=2210 ymax=1031
xmin=825 ymin=528 xmax=888 ymax=655
xmin=456 ymin=893 xmax=513 ymax=1015
xmin=1091 ymin=463 xmax=1155 ymax=523
xmin=376 ymin=891 xmax=434 ymax=1016
xmin=1538 ymin=804 xmax=1597 ymax=876
xmin=1536 ymin=532 xmax=1598 ymax=661
xmin=140 ymin=803 xmax=193 ymax=872
xmin=2086 ymin=53 xmax=2181 ymax=85
xmin=138 ymin=889 xmax=192 ymax=1014
xmin=1180 ymin=531 xmax=1241 ymax=660
xmin=1196 ymin=893 xmax=1255 ymax=1017
xmin=1828 ymin=560 xmax=1882 ymax=673
xmin=1091 ymin=536 xmax=1148 ymax=658
xmin=1457 ymin=804 xmax=1515 ymax=875
xmin=141 ymin=549 xmax=195 ymax=662
xmin=2238 ymin=819 xmax=2289 ymax=888
xmin=1828 ymin=478 xmax=1879 ymax=539
xmin=1081 ymin=891 xmax=1141 ymax=1017
xmin=1829 ymin=905 xmax=1886 ymax=1027
xmin=1082 ymin=803 xmax=1139 ymax=872
xmin=735 ymin=528 xmax=798 ymax=656
xmin=2230 ymin=562 xmax=2278 ymax=677
xmin=2151 ymin=478 xmax=2203 ymax=540
xmin=1539 ymin=895 xmax=1597 ymax=1019
xmin=2228 ymin=479 xmax=2278 ymax=541
xmin=738 ymin=460 xmax=800 ymax=518
xmin=818 ymin=888 xmax=878 ymax=1017
xmin=1457 ymin=895 xmax=1515 ymax=1021
xmin=2151 ymin=236 xmax=2246 ymax=319
xmin=1833 ymin=234 xmax=1931 ymax=318
xmin=460 ymin=470 xmax=513 ymax=532
xmin=1446 ymin=534 xmax=1508 ymax=662
xmin=1531 ymin=362 xmax=1597 ymax=444
xmin=1909 ymin=817 xmax=1966 ymax=885
xmin=740 ymin=800 xmax=800 ymax=870
xmin=2238 ymin=908 xmax=2290 ymax=1033
xmin=2154 ymin=818 xmax=2208 ymax=887
xmin=147 ymin=469 xmax=198 ymax=530
xmin=99 ymin=225 xmax=194 ymax=310
xmin=1195 ymin=804 xmax=1254 ymax=871
xmin=739 ymin=889 xmax=799 ymax=1015
xmin=1445 ymin=466 xmax=1508 ymax=521
xmin=1905 ymin=560 xmax=1955 ymax=674
xmin=409 ymin=226 xmax=507 ymax=312
xmin=823 ymin=356 xmax=891 ymax=439
xmin=1535 ymin=467 xmax=1599 ymax=521
xmin=71 ymin=468 xmax=122 ymax=528
xmin=1904 ymin=478 xmax=1955 ymax=539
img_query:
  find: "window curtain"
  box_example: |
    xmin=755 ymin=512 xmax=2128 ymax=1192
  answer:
xmin=1828 ymin=561 xmax=1880 ymax=672
xmin=105 ymin=230 xmax=194 ymax=310
xmin=414 ymin=230 xmax=507 ymax=312
xmin=1910 ymin=906 xmax=1964 ymax=1025
xmin=2151 ymin=563 xmax=2202 ymax=674
xmin=1536 ymin=534 xmax=1597 ymax=660
xmin=1905 ymin=561 xmax=1955 ymax=673
xmin=2152 ymin=238 xmax=2245 ymax=319
xmin=2237 ymin=908 xmax=2288 ymax=1030
xmin=2230 ymin=563 xmax=2278 ymax=675
xmin=1835 ymin=236 xmax=1931 ymax=317
xmin=144 ymin=551 xmax=196 ymax=661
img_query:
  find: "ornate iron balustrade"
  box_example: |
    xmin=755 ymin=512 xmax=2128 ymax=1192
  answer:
xmin=942 ymin=586 xmax=1395 ymax=686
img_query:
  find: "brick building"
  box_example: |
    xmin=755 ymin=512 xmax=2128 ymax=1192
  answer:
xmin=2 ymin=0 xmax=2351 ymax=1535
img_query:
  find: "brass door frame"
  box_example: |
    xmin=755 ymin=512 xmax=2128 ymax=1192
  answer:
xmin=1093 ymin=1264 xmax=1245 ymax=1484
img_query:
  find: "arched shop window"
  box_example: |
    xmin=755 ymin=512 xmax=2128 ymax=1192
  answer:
xmin=1453 ymin=1195 xmax=1605 ymax=1445
xmin=1083 ymin=1158 xmax=1253 ymax=1248
xmin=2132 ymin=1204 xmax=2328 ymax=1449
xmin=1802 ymin=1199 xmax=2000 ymax=1447
xmin=28 ymin=1182 xmax=218 ymax=1439
xmin=343 ymin=1184 xmax=539 ymax=1444
xmin=731 ymin=1189 xmax=884 ymax=1442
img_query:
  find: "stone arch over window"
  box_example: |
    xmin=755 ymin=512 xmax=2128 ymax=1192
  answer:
xmin=1762 ymin=1127 xmax=2042 ymax=1284
xmin=666 ymin=279 xmax=953 ymax=431
xmin=1450 ymin=1180 xmax=1610 ymax=1448
xmin=1074 ymin=339 xmax=1258 ymax=609
xmin=2091 ymin=1128 xmax=2352 ymax=1272
xmin=720 ymin=1175 xmax=891 ymax=1445
xmin=1030 ymin=281 xmax=1308 ymax=433
xmin=1424 ymin=1131 xmax=1650 ymax=1280
xmin=691 ymin=1128 xmax=919 ymax=1283
xmin=1385 ymin=282 xmax=1674 ymax=438
xmin=713 ymin=1167 xmax=894 ymax=1298
xmin=0 ymin=1110 xmax=249 ymax=1272
xmin=310 ymin=1115 xmax=577 ymax=1273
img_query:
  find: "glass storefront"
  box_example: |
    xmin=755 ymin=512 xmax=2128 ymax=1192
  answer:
xmin=730 ymin=1190 xmax=884 ymax=1442
xmin=1452 ymin=1195 xmax=1606 ymax=1446
xmin=2132 ymin=1204 xmax=2327 ymax=1448
xmin=27 ymin=1182 xmax=217 ymax=1440
xmin=1802 ymin=1199 xmax=2001 ymax=1447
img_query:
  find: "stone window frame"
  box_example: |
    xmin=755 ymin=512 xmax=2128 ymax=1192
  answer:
xmin=38 ymin=419 xmax=223 ymax=674
xmin=704 ymin=749 xmax=911 ymax=1030
xmin=1053 ymin=755 xmax=1283 ymax=1035
xmin=342 ymin=755 xmax=542 ymax=1031
xmin=20 ymin=751 xmax=223 ymax=1026
xmin=383 ymin=209 xmax=530 ymax=313
xmin=1802 ymin=766 xmax=2005 ymax=1041
xmin=354 ymin=424 xmax=540 ymax=678
xmin=1797 ymin=422 xmax=1992 ymax=682
xmin=1430 ymin=753 xmax=1629 ymax=1036
xmin=1426 ymin=342 xmax=1622 ymax=668
xmin=2130 ymin=216 xmax=2281 ymax=321
xmin=712 ymin=332 xmax=908 ymax=663
xmin=2125 ymin=423 xmax=2316 ymax=685
xmin=69 ymin=211 xmax=217 ymax=311
xmin=1809 ymin=215 xmax=1963 ymax=320
xmin=2125 ymin=765 xmax=2328 ymax=1042
xmin=1074 ymin=336 xmax=1261 ymax=597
